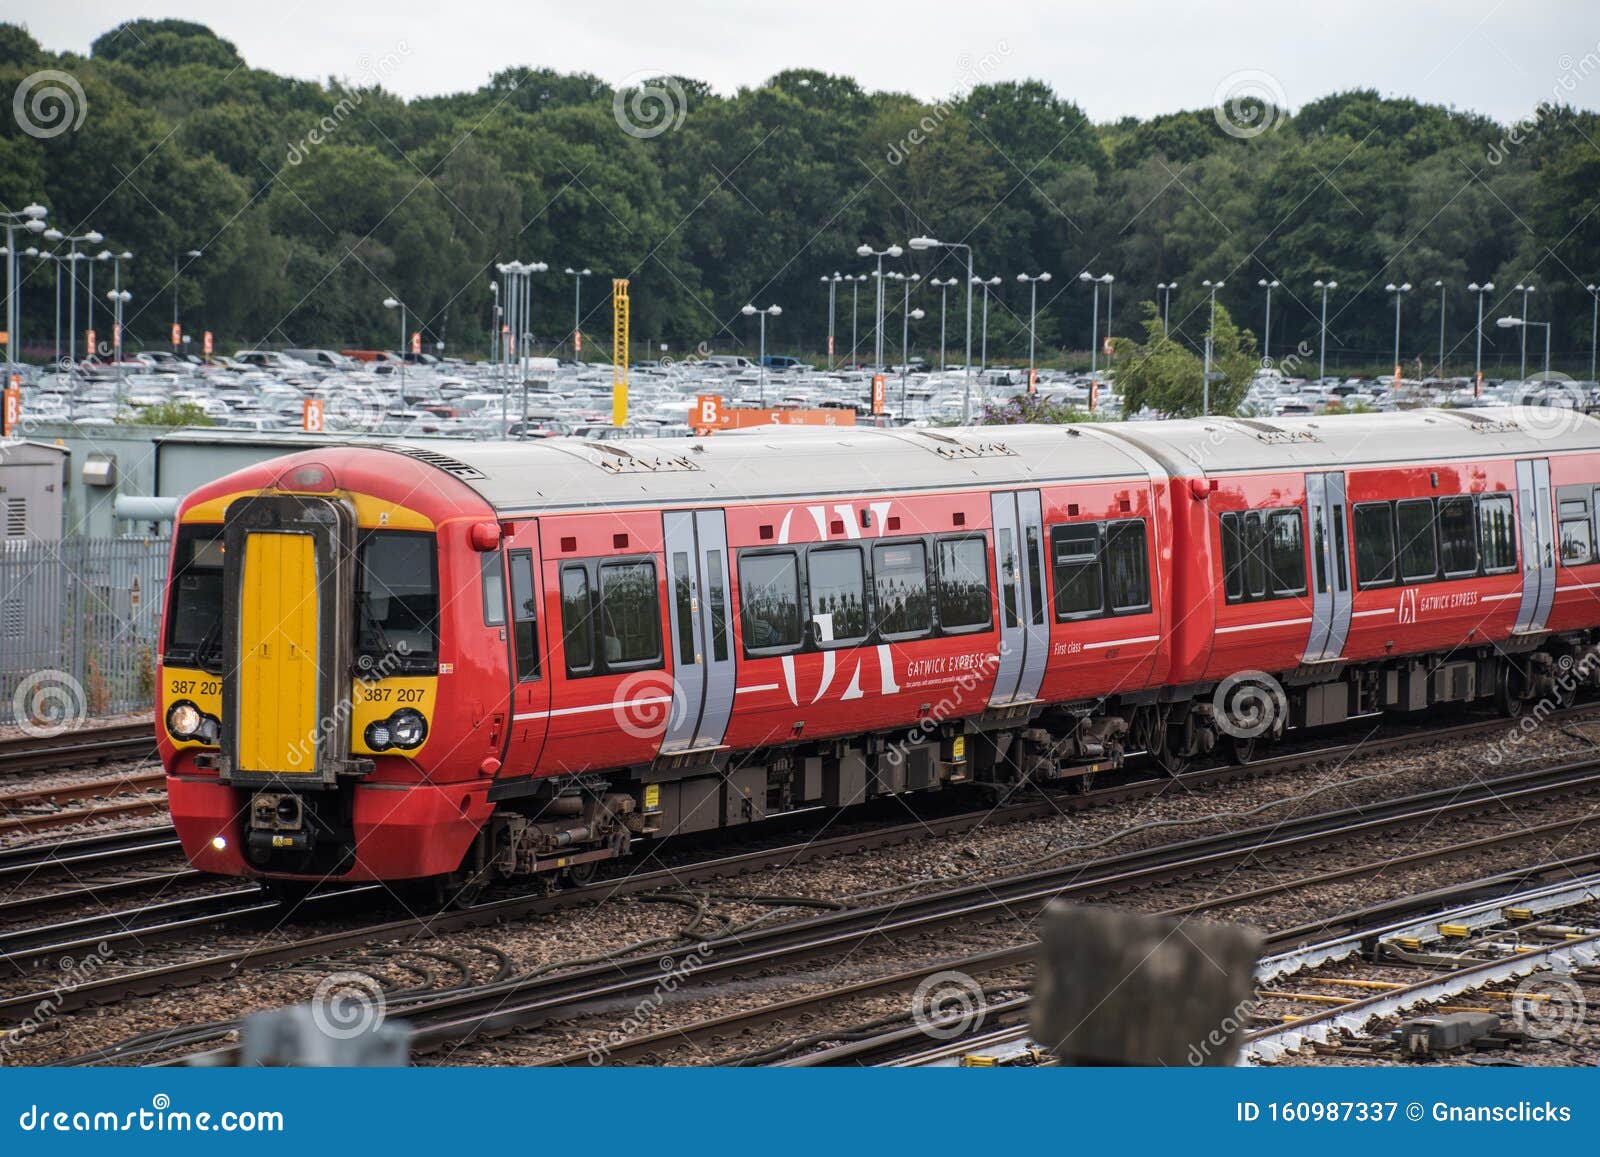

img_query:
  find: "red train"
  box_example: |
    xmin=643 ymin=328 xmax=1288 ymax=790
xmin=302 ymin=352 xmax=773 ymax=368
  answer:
xmin=158 ymin=409 xmax=1600 ymax=899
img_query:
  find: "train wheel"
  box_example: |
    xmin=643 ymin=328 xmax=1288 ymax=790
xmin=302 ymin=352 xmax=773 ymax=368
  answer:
xmin=1497 ymin=662 xmax=1530 ymax=718
xmin=1140 ymin=705 xmax=1190 ymax=775
xmin=566 ymin=860 xmax=599 ymax=888
xmin=1225 ymin=733 xmax=1258 ymax=765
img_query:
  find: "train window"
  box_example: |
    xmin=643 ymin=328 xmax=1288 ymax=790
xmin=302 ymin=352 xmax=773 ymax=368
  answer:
xmin=808 ymin=546 xmax=868 ymax=643
xmin=936 ymin=536 xmax=991 ymax=631
xmin=1353 ymin=503 xmax=1397 ymax=587
xmin=1105 ymin=519 xmax=1151 ymax=613
xmin=599 ymin=561 xmax=663 ymax=668
xmin=1243 ymin=512 xmax=1267 ymax=598
xmin=1024 ymin=525 xmax=1047 ymax=625
xmin=873 ymin=541 xmax=931 ymax=638
xmin=355 ymin=532 xmax=439 ymax=672
xmin=997 ymin=529 xmax=1020 ymax=628
xmin=1396 ymin=499 xmax=1439 ymax=582
xmin=1220 ymin=513 xmax=1245 ymax=602
xmin=1437 ymin=497 xmax=1478 ymax=578
xmin=1561 ymin=518 xmax=1593 ymax=566
xmin=672 ymin=552 xmax=697 ymax=667
xmin=706 ymin=550 xmax=729 ymax=663
xmin=738 ymin=552 xmax=802 ymax=652
xmin=1332 ymin=506 xmax=1349 ymax=589
xmin=482 ymin=553 xmax=507 ymax=628
xmin=1310 ymin=507 xmax=1328 ymax=595
xmin=164 ymin=525 xmax=225 ymax=673
xmin=508 ymin=551 xmax=539 ymax=681
xmin=560 ymin=566 xmax=594 ymax=674
xmin=1267 ymin=511 xmax=1306 ymax=596
xmin=1051 ymin=524 xmax=1102 ymax=619
xmin=1478 ymin=495 xmax=1518 ymax=574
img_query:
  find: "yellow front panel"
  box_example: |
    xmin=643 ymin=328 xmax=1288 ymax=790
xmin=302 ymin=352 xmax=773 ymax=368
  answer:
xmin=237 ymin=532 xmax=321 ymax=773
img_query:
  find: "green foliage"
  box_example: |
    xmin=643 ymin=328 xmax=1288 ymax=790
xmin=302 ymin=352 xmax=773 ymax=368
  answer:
xmin=978 ymin=394 xmax=1095 ymax=425
xmin=1115 ymin=301 xmax=1255 ymax=417
xmin=121 ymin=400 xmax=216 ymax=427
xmin=3 ymin=20 xmax=1595 ymax=369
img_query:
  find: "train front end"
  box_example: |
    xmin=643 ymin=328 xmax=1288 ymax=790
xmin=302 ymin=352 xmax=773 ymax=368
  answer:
xmin=158 ymin=450 xmax=499 ymax=886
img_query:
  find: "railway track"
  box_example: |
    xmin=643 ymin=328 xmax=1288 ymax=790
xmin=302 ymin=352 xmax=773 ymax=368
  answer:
xmin=0 ymin=723 xmax=156 ymax=778
xmin=55 ymin=749 xmax=1600 ymax=1066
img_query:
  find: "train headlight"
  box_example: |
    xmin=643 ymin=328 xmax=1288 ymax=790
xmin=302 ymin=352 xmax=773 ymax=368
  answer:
xmin=167 ymin=701 xmax=203 ymax=739
xmin=364 ymin=720 xmax=393 ymax=751
xmin=389 ymin=709 xmax=428 ymax=750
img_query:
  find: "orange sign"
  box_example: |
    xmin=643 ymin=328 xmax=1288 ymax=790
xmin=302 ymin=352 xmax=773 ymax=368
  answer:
xmin=85 ymin=329 xmax=96 ymax=356
xmin=0 ymin=330 xmax=8 ymax=347
xmin=302 ymin=398 xmax=326 ymax=433
xmin=2 ymin=387 xmax=19 ymax=436
xmin=827 ymin=334 xmax=835 ymax=358
xmin=113 ymin=324 xmax=121 ymax=351
xmin=171 ymin=323 xmax=182 ymax=346
xmin=203 ymin=331 xmax=214 ymax=356
xmin=689 ymin=402 xmax=856 ymax=432
xmin=411 ymin=331 xmax=422 ymax=355
xmin=573 ymin=329 xmax=582 ymax=354
xmin=871 ymin=374 xmax=886 ymax=415
xmin=1089 ymin=381 xmax=1100 ymax=411
xmin=1102 ymin=336 xmax=1113 ymax=357
xmin=1475 ymin=371 xmax=1483 ymax=397
xmin=1028 ymin=368 xmax=1038 ymax=395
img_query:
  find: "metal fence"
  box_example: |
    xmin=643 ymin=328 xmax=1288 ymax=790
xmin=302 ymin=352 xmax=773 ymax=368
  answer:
xmin=1 ymin=537 xmax=171 ymax=729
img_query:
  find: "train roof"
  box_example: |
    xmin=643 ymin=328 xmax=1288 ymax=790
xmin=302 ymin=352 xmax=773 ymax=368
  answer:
xmin=374 ymin=407 xmax=1600 ymax=515
xmin=379 ymin=425 xmax=1159 ymax=514
xmin=1102 ymin=407 xmax=1600 ymax=475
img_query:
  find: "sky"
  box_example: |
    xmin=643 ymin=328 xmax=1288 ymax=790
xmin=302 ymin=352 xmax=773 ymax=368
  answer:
xmin=8 ymin=1 xmax=1600 ymax=124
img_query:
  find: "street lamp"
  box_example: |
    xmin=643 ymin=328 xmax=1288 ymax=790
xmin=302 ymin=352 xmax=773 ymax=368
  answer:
xmin=848 ymin=273 xmax=867 ymax=369
xmin=1385 ymin=282 xmax=1412 ymax=377
xmin=909 ymin=235 xmax=977 ymax=422
xmin=42 ymin=226 xmax=103 ymax=386
xmin=1018 ymin=272 xmax=1052 ymax=375
xmin=901 ymin=306 xmax=925 ymax=412
xmin=927 ymin=276 xmax=959 ymax=372
xmin=1156 ymin=281 xmax=1177 ymax=336
xmin=1468 ymin=282 xmax=1496 ymax=390
xmin=488 ymin=280 xmax=500 ymax=365
xmin=1 ymin=202 xmax=47 ymax=387
xmin=1313 ymin=279 xmax=1338 ymax=382
xmin=857 ymin=243 xmax=902 ymax=370
xmin=1514 ymin=284 xmax=1536 ymax=379
xmin=1257 ymin=278 xmax=1280 ymax=363
xmin=741 ymin=304 xmax=781 ymax=406
xmin=821 ymin=272 xmax=842 ymax=369
xmin=104 ymin=288 xmax=131 ymax=399
xmin=28 ymin=249 xmax=63 ymax=369
xmin=1202 ymin=279 xmax=1225 ymax=415
xmin=1433 ymin=280 xmax=1446 ymax=380
xmin=564 ymin=267 xmax=591 ymax=360
xmin=1587 ymin=283 xmax=1599 ymax=383
xmin=1079 ymin=270 xmax=1112 ymax=373
xmin=972 ymin=275 xmax=1001 ymax=374
xmin=169 ymin=247 xmax=202 ymax=353
xmin=383 ymin=295 xmax=408 ymax=391
xmin=1497 ymin=315 xmax=1551 ymax=381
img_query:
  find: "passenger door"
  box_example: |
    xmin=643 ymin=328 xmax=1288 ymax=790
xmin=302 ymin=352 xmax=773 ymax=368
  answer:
xmin=662 ymin=509 xmax=737 ymax=753
xmin=499 ymin=521 xmax=550 ymax=775
xmin=1304 ymin=471 xmax=1352 ymax=661
xmin=1515 ymin=458 xmax=1556 ymax=633
xmin=989 ymin=490 xmax=1049 ymax=706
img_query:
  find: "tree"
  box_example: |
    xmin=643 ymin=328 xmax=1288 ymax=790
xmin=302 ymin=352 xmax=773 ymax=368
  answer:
xmin=1115 ymin=301 xmax=1255 ymax=417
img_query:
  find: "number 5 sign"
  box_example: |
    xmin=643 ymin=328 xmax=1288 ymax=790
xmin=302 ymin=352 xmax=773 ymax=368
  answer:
xmin=303 ymin=397 xmax=326 ymax=433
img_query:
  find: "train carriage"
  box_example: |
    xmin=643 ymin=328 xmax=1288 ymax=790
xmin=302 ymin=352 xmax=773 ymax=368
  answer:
xmin=157 ymin=409 xmax=1600 ymax=897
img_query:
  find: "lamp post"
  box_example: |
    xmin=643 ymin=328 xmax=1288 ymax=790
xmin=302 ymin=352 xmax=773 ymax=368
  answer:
xmin=564 ymin=267 xmax=591 ymax=361
xmin=1468 ymin=282 xmax=1495 ymax=390
xmin=927 ymin=276 xmax=958 ymax=372
xmin=1156 ymin=281 xmax=1177 ymax=336
xmin=1100 ymin=273 xmax=1115 ymax=351
xmin=908 ymin=236 xmax=976 ymax=423
xmin=383 ymin=296 xmax=408 ymax=391
xmin=741 ymin=303 xmax=781 ymax=406
xmin=1079 ymin=270 xmax=1109 ymax=373
xmin=1514 ymin=283 xmax=1536 ymax=379
xmin=2 ymin=203 xmax=47 ymax=387
xmin=821 ymin=272 xmax=841 ymax=369
xmin=1313 ymin=279 xmax=1338 ymax=382
xmin=973 ymin=275 xmax=1001 ymax=375
xmin=105 ymin=288 xmax=131 ymax=401
xmin=1498 ymin=316 xmax=1550 ymax=381
xmin=1202 ymin=279 xmax=1224 ymax=415
xmin=1386 ymin=282 xmax=1412 ymax=376
xmin=1587 ymin=283 xmax=1599 ymax=383
xmin=42 ymin=227 xmax=103 ymax=386
xmin=488 ymin=280 xmax=500 ymax=365
xmin=29 ymin=250 xmax=62 ymax=370
xmin=1433 ymin=280 xmax=1446 ymax=379
xmin=900 ymin=306 xmax=925 ymax=412
xmin=849 ymin=274 xmax=867 ymax=368
xmin=1257 ymin=278 xmax=1280 ymax=363
xmin=857 ymin=243 xmax=903 ymax=370
xmin=87 ymin=249 xmax=111 ymax=360
xmin=1018 ymin=271 xmax=1052 ymax=376
xmin=168 ymin=247 xmax=202 ymax=353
